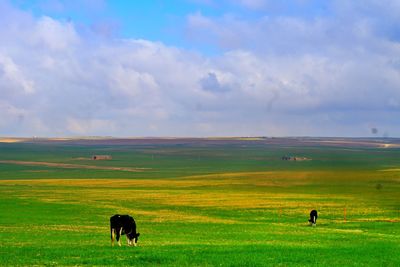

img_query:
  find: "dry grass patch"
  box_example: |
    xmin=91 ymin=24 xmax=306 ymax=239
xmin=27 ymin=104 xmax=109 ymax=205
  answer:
xmin=0 ymin=178 xmax=352 ymax=211
xmin=0 ymin=160 xmax=148 ymax=172
xmin=0 ymin=138 xmax=26 ymax=143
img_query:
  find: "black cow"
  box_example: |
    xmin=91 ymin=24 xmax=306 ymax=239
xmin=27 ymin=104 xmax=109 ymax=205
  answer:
xmin=308 ymin=210 xmax=318 ymax=226
xmin=110 ymin=214 xmax=140 ymax=246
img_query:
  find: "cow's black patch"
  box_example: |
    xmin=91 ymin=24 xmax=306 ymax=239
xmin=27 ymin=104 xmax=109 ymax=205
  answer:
xmin=308 ymin=210 xmax=318 ymax=226
xmin=110 ymin=214 xmax=140 ymax=246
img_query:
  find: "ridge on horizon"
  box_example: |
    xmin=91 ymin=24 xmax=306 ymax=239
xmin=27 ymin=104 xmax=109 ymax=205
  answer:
xmin=0 ymin=136 xmax=398 ymax=140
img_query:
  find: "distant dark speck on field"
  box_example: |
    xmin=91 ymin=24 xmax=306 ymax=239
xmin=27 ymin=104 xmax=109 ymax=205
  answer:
xmin=92 ymin=155 xmax=112 ymax=160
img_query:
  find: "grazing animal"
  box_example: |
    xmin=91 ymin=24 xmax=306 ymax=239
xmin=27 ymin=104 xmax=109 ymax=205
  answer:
xmin=110 ymin=214 xmax=140 ymax=246
xmin=308 ymin=210 xmax=318 ymax=226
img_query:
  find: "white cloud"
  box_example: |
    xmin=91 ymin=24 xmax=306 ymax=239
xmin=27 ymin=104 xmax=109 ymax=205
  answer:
xmin=34 ymin=16 xmax=79 ymax=51
xmin=0 ymin=54 xmax=35 ymax=94
xmin=0 ymin=1 xmax=399 ymax=137
xmin=66 ymin=118 xmax=116 ymax=135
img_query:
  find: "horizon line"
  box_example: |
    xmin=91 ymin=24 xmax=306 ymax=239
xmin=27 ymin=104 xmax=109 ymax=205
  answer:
xmin=0 ymin=136 xmax=397 ymax=140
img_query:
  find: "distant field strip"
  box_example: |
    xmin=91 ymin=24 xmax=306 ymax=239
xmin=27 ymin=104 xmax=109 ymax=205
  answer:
xmin=379 ymin=168 xmax=400 ymax=172
xmin=0 ymin=160 xmax=148 ymax=172
xmin=306 ymin=140 xmax=400 ymax=148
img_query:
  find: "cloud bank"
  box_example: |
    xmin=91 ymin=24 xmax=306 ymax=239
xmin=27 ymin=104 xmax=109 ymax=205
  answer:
xmin=1 ymin=1 xmax=399 ymax=137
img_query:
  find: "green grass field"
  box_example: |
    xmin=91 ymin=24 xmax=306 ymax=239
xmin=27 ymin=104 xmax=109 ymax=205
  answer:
xmin=1 ymin=140 xmax=400 ymax=266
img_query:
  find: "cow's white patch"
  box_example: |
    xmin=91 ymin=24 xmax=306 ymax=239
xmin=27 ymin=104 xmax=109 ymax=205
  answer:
xmin=111 ymin=228 xmax=116 ymax=246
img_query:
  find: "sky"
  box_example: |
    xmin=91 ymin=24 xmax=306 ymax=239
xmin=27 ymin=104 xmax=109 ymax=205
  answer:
xmin=1 ymin=0 xmax=399 ymax=137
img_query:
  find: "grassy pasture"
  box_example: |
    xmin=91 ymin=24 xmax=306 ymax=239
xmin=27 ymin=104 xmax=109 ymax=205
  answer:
xmin=0 ymin=141 xmax=400 ymax=266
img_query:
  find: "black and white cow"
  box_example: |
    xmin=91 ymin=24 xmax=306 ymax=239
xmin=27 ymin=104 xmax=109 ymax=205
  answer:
xmin=308 ymin=210 xmax=318 ymax=226
xmin=110 ymin=214 xmax=140 ymax=246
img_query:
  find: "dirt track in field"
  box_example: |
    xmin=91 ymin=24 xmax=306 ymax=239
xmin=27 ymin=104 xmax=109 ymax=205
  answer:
xmin=0 ymin=160 xmax=148 ymax=172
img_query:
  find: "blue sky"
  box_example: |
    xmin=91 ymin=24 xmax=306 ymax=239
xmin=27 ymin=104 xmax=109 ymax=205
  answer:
xmin=11 ymin=0 xmax=332 ymax=53
xmin=13 ymin=1 xmax=217 ymax=50
xmin=1 ymin=0 xmax=400 ymax=137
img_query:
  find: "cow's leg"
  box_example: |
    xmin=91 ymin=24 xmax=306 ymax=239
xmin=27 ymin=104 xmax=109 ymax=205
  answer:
xmin=126 ymin=235 xmax=131 ymax=246
xmin=111 ymin=228 xmax=116 ymax=246
xmin=117 ymin=228 xmax=122 ymax=246
xmin=312 ymin=216 xmax=316 ymax=226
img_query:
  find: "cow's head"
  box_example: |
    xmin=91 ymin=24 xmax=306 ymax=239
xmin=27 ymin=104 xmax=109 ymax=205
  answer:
xmin=128 ymin=232 xmax=140 ymax=246
xmin=134 ymin=233 xmax=140 ymax=245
